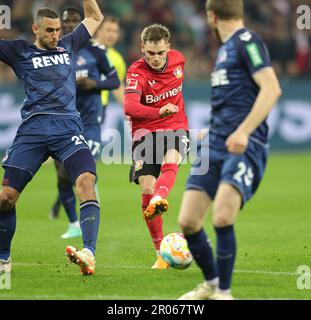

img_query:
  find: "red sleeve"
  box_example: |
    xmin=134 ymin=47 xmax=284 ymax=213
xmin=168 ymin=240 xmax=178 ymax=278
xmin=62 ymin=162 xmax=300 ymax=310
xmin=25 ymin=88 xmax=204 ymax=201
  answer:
xmin=124 ymin=92 xmax=160 ymax=120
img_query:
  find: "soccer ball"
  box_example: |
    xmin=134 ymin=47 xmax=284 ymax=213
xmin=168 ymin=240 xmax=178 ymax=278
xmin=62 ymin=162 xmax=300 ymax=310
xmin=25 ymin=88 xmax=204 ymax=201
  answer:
xmin=160 ymin=233 xmax=193 ymax=270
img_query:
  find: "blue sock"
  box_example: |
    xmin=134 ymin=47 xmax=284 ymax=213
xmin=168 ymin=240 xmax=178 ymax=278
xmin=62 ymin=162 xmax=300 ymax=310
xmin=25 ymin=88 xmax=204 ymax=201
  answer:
xmin=0 ymin=207 xmax=16 ymax=260
xmin=215 ymin=225 xmax=236 ymax=290
xmin=80 ymin=200 xmax=100 ymax=255
xmin=185 ymin=229 xmax=217 ymax=281
xmin=58 ymin=182 xmax=78 ymax=223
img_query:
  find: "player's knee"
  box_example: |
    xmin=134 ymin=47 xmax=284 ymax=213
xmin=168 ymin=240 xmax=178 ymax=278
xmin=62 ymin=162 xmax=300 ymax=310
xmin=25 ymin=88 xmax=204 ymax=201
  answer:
xmin=0 ymin=192 xmax=17 ymax=211
xmin=76 ymin=173 xmax=96 ymax=197
xmin=213 ymin=203 xmax=237 ymax=227
xmin=178 ymin=217 xmax=200 ymax=236
xmin=141 ymin=186 xmax=154 ymax=195
xmin=213 ymin=213 xmax=233 ymax=228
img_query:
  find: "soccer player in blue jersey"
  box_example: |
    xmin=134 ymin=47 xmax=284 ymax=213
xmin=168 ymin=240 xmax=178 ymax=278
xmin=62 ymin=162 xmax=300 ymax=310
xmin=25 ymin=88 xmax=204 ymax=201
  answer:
xmin=178 ymin=0 xmax=282 ymax=299
xmin=48 ymin=7 xmax=120 ymax=239
xmin=0 ymin=0 xmax=104 ymax=275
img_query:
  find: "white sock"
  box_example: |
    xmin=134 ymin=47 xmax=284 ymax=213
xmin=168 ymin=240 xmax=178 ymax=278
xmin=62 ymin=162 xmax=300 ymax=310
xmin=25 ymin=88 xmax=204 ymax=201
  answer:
xmin=156 ymin=250 xmax=161 ymax=257
xmin=151 ymin=195 xmax=162 ymax=204
xmin=82 ymin=248 xmax=94 ymax=257
xmin=205 ymin=277 xmax=219 ymax=287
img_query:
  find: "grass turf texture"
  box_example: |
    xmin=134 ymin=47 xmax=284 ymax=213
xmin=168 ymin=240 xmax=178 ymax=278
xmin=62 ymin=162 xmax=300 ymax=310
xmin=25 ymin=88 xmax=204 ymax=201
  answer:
xmin=0 ymin=153 xmax=310 ymax=300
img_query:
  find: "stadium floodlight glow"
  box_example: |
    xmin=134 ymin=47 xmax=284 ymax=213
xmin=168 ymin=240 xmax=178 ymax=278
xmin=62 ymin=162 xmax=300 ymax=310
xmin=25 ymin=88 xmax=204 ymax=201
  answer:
xmin=297 ymin=5 xmax=311 ymax=30
xmin=0 ymin=5 xmax=11 ymax=30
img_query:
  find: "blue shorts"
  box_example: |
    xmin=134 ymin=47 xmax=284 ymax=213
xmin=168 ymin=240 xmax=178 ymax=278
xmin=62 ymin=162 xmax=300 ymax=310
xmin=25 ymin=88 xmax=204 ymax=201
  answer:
xmin=186 ymin=132 xmax=268 ymax=205
xmin=83 ymin=124 xmax=102 ymax=160
xmin=2 ymin=114 xmax=92 ymax=177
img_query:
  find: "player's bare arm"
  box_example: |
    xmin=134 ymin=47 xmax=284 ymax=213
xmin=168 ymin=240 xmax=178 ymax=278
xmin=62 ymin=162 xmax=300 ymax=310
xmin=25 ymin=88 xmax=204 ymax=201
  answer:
xmin=226 ymin=67 xmax=282 ymax=154
xmin=82 ymin=0 xmax=104 ymax=36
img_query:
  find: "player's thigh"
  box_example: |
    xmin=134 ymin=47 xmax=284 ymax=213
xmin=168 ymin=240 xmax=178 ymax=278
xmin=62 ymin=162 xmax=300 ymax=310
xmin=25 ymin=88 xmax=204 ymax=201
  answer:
xmin=138 ymin=175 xmax=157 ymax=195
xmin=47 ymin=116 xmax=96 ymax=182
xmin=212 ymin=183 xmax=242 ymax=227
xmin=163 ymin=130 xmax=189 ymax=165
xmin=186 ymin=143 xmax=223 ymax=203
xmin=220 ymin=141 xmax=268 ymax=207
xmin=178 ymin=190 xmax=212 ymax=235
xmin=163 ymin=149 xmax=182 ymax=165
xmin=2 ymin=135 xmax=49 ymax=192
xmin=62 ymin=147 xmax=97 ymax=187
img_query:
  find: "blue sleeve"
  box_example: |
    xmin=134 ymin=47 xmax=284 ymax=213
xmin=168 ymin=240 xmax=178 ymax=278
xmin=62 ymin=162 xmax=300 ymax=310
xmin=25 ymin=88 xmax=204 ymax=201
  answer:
xmin=239 ymin=32 xmax=271 ymax=75
xmin=61 ymin=23 xmax=91 ymax=54
xmin=0 ymin=40 xmax=18 ymax=66
xmin=93 ymin=46 xmax=120 ymax=90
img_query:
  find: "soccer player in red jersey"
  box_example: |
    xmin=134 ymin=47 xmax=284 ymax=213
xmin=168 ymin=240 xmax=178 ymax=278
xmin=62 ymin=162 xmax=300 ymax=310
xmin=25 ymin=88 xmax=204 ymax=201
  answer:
xmin=124 ymin=24 xmax=189 ymax=269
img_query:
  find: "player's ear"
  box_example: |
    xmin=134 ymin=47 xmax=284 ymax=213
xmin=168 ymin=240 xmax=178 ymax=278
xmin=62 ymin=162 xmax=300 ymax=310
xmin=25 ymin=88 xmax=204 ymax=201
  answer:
xmin=32 ymin=23 xmax=39 ymax=36
xmin=141 ymin=43 xmax=145 ymax=54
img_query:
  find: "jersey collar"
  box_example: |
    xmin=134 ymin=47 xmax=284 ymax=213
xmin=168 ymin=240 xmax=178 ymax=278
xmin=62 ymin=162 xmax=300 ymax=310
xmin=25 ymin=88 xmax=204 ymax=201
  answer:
xmin=223 ymin=27 xmax=246 ymax=44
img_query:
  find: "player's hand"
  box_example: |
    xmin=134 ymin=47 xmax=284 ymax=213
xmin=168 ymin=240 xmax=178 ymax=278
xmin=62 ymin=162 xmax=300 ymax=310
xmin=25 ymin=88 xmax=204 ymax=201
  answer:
xmin=159 ymin=103 xmax=179 ymax=118
xmin=76 ymin=77 xmax=97 ymax=91
xmin=225 ymin=130 xmax=249 ymax=154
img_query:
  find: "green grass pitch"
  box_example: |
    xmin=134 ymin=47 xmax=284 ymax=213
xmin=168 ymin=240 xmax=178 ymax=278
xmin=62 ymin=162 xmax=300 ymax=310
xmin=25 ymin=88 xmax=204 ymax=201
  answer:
xmin=0 ymin=153 xmax=310 ymax=300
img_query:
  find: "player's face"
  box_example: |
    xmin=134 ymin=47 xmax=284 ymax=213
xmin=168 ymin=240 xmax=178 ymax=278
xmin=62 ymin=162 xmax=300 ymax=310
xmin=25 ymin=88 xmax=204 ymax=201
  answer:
xmin=98 ymin=21 xmax=120 ymax=48
xmin=61 ymin=11 xmax=82 ymax=36
xmin=142 ymin=40 xmax=170 ymax=71
xmin=33 ymin=17 xmax=61 ymax=50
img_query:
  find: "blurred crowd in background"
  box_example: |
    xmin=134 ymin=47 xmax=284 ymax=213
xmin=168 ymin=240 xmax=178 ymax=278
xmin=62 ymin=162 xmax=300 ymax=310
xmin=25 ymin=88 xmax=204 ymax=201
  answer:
xmin=0 ymin=0 xmax=311 ymax=84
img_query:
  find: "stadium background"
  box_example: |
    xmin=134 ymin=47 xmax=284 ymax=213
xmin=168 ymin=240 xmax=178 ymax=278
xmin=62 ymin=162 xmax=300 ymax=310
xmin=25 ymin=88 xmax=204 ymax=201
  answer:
xmin=0 ymin=0 xmax=310 ymax=300
xmin=0 ymin=0 xmax=311 ymax=153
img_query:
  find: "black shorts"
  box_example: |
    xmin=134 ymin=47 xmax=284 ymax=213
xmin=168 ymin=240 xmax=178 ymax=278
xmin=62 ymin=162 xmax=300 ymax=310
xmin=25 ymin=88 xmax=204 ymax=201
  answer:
xmin=129 ymin=130 xmax=190 ymax=184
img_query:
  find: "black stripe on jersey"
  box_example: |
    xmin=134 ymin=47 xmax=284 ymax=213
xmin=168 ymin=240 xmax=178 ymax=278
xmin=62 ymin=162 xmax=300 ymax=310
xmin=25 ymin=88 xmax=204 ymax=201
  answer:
xmin=124 ymin=89 xmax=142 ymax=95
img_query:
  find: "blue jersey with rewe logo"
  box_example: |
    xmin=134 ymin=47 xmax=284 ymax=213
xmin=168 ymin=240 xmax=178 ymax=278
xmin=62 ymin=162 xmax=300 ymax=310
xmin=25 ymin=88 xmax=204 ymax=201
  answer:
xmin=210 ymin=28 xmax=271 ymax=144
xmin=0 ymin=23 xmax=91 ymax=122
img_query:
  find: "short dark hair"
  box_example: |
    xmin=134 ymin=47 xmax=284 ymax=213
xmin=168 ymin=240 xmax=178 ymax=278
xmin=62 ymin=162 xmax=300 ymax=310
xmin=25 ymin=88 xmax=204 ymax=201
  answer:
xmin=34 ymin=7 xmax=59 ymax=23
xmin=206 ymin=0 xmax=244 ymax=20
xmin=102 ymin=16 xmax=120 ymax=25
xmin=141 ymin=24 xmax=171 ymax=44
xmin=60 ymin=6 xmax=83 ymax=20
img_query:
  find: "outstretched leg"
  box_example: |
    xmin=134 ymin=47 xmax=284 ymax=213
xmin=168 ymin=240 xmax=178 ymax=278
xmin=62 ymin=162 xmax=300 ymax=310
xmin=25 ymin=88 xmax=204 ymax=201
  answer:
xmin=144 ymin=149 xmax=181 ymax=220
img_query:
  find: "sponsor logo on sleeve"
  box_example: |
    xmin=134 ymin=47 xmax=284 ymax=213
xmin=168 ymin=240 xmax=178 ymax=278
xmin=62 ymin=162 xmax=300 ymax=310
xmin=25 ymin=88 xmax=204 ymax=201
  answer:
xmin=126 ymin=78 xmax=138 ymax=90
xmin=246 ymin=43 xmax=264 ymax=67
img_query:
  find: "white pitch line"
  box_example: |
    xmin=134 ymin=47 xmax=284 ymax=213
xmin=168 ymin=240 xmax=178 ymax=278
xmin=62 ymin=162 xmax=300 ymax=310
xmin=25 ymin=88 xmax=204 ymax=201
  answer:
xmin=234 ymin=269 xmax=301 ymax=276
xmin=12 ymin=262 xmax=307 ymax=276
